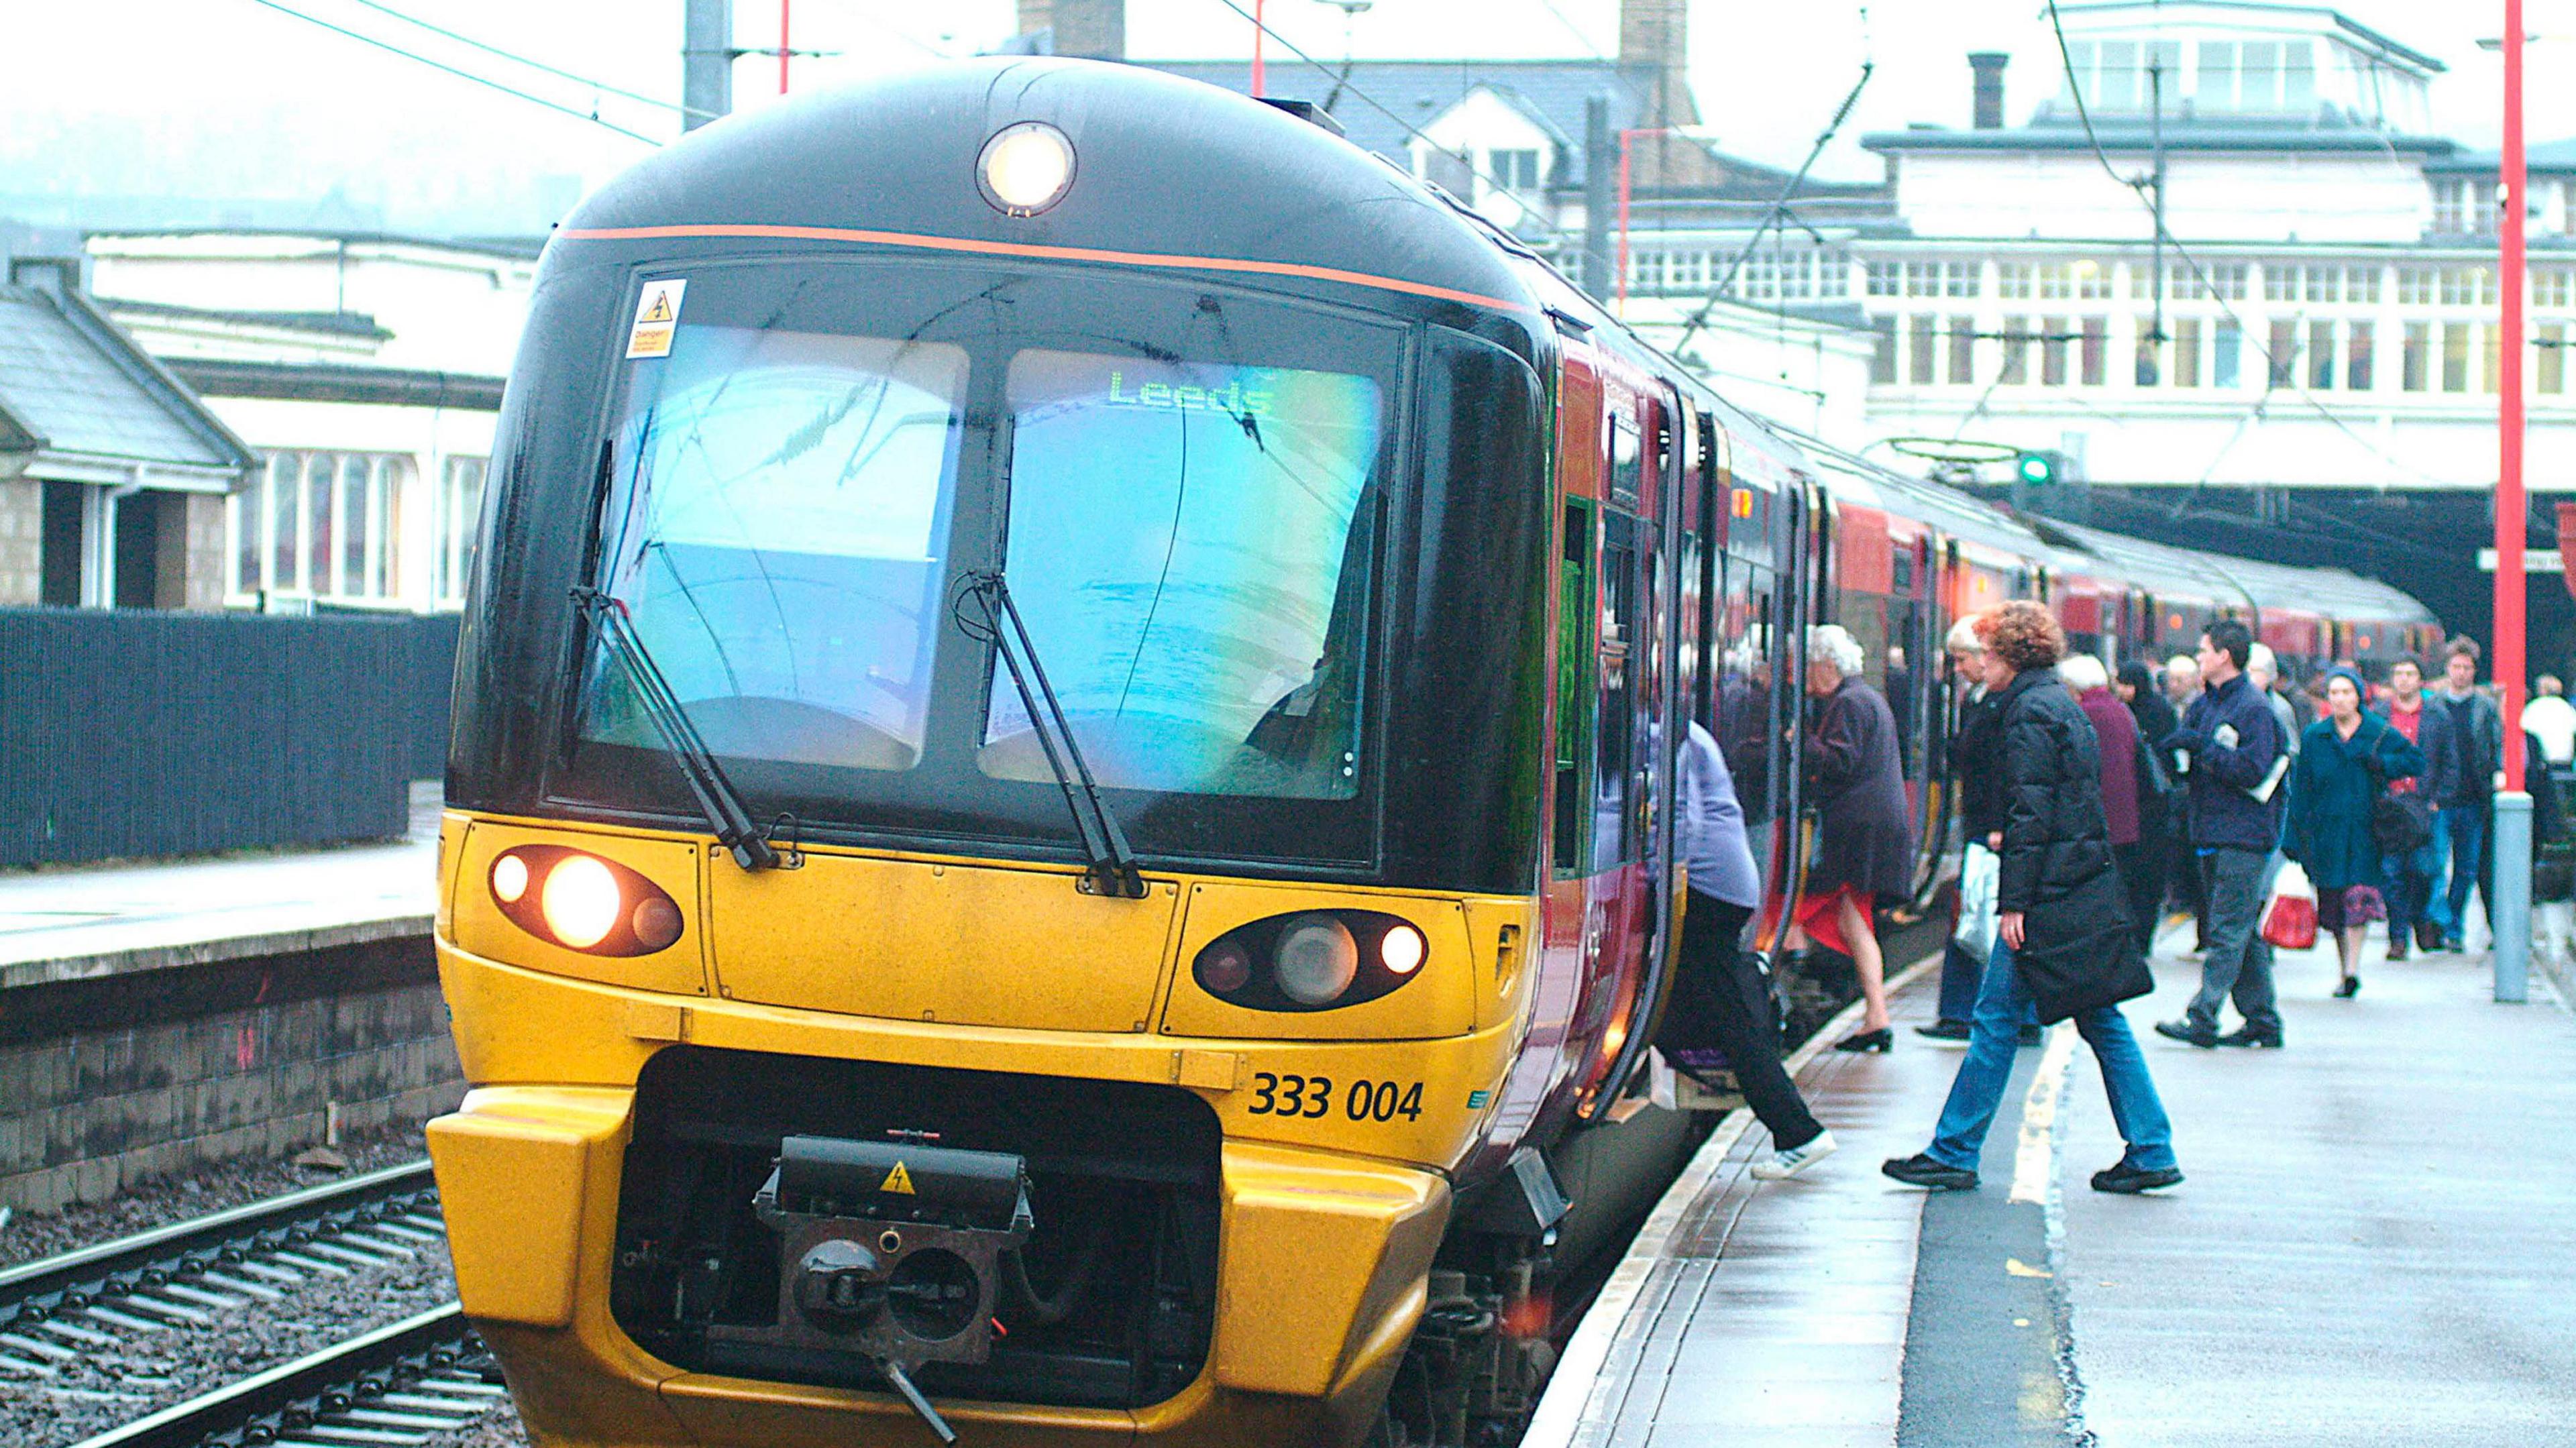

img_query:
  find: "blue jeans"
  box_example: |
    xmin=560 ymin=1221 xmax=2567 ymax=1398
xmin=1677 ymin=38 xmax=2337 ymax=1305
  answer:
xmin=1927 ymin=938 xmax=2178 ymax=1174
xmin=2382 ymin=831 xmax=2442 ymax=942
xmin=1936 ymin=936 xmax=2041 ymax=1027
xmin=2435 ymin=804 xmax=2487 ymax=944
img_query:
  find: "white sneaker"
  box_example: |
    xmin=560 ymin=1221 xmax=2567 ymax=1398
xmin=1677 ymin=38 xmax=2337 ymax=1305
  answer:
xmin=1752 ymin=1130 xmax=1837 ymax=1180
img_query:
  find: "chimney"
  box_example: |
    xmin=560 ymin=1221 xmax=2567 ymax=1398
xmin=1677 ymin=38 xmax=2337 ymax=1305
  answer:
xmin=1017 ymin=0 xmax=1125 ymax=60
xmin=1969 ymin=52 xmax=2008 ymax=130
xmin=1618 ymin=0 xmax=1698 ymax=127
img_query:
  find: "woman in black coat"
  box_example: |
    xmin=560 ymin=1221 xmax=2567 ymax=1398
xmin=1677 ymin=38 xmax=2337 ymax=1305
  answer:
xmin=1884 ymin=602 xmax=2180 ymax=1195
xmin=1798 ymin=624 xmax=1917 ymax=1052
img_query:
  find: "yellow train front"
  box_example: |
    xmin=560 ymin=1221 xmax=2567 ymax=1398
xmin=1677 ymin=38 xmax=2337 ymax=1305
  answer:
xmin=429 ymin=58 xmax=1699 ymax=1448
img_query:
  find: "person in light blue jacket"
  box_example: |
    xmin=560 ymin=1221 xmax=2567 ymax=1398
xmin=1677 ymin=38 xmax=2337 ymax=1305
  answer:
xmin=1661 ymin=721 xmax=1836 ymax=1181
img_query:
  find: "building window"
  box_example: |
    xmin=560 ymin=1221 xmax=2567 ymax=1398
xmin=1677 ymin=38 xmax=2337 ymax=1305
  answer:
xmin=2173 ymin=318 xmax=2202 ymax=388
xmin=2214 ymin=318 xmax=2242 ymax=388
xmin=1909 ymin=315 xmax=1937 ymax=384
xmin=437 ymin=457 xmax=488 ymax=606
xmin=1866 ymin=260 xmax=1902 ymax=296
xmin=2000 ymin=319 xmax=2030 ymax=384
xmin=2197 ymin=39 xmax=2313 ymax=113
xmin=1947 ymin=315 xmax=1977 ymax=384
xmin=1997 ymin=262 xmax=2033 ymax=300
xmin=229 ymin=449 xmax=412 ymax=603
xmin=2348 ymin=266 xmax=2380 ymax=304
xmin=1902 ymin=260 xmax=1976 ymax=298
xmin=2443 ymin=322 xmax=2471 ymax=392
xmin=2267 ymin=320 xmax=2298 ymax=388
xmin=2441 ymin=267 xmax=2496 ymax=307
xmin=2398 ymin=267 xmax=2437 ymax=305
xmin=2063 ymin=38 xmax=2180 ymax=113
xmin=2402 ymin=321 xmax=2430 ymax=391
xmin=2347 ymin=322 xmax=2375 ymax=392
xmin=2543 ymin=324 xmax=2567 ymax=395
xmin=2080 ymin=318 xmax=2108 ymax=386
xmin=2485 ymin=325 xmax=2502 ymax=394
xmin=2134 ymin=319 xmax=2161 ymax=387
xmin=2538 ymin=268 xmax=2573 ymax=309
xmin=2308 ymin=321 xmax=2337 ymax=391
xmin=1489 ymin=149 xmax=1542 ymax=190
xmin=2041 ymin=315 xmax=2072 ymax=386
xmin=2300 ymin=266 xmax=2340 ymax=304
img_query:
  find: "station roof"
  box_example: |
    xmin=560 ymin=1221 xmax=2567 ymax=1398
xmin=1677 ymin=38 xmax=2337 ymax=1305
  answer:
xmin=2426 ymin=138 xmax=2576 ymax=177
xmin=0 ymin=278 xmax=254 ymax=480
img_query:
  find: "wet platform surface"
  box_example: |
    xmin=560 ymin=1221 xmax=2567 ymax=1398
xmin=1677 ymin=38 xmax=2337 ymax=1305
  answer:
xmin=1532 ymin=925 xmax=2576 ymax=1446
xmin=0 ymin=785 xmax=436 ymax=986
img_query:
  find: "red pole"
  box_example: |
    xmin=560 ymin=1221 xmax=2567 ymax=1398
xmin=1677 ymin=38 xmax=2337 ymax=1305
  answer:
xmin=2502 ymin=0 xmax=2528 ymax=790
xmin=1617 ymin=131 xmax=1635 ymax=309
xmin=779 ymin=0 xmax=790 ymax=95
xmin=1251 ymin=0 xmax=1266 ymax=96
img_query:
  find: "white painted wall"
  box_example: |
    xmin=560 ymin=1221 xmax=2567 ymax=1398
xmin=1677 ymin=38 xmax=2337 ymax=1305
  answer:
xmin=1893 ymin=148 xmax=2432 ymax=243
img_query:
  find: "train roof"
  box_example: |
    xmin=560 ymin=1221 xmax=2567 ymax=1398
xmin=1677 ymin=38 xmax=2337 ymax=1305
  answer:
xmin=556 ymin=58 xmax=1540 ymax=325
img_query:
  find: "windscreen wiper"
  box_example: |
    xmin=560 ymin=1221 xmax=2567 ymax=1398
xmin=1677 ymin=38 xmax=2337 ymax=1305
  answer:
xmin=955 ymin=571 xmax=1148 ymax=899
xmin=571 ymin=587 xmax=782 ymax=871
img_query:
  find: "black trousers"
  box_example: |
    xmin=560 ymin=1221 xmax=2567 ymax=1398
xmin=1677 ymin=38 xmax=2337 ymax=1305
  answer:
xmin=2114 ymin=839 xmax=2162 ymax=956
xmin=1660 ymin=895 xmax=1825 ymax=1151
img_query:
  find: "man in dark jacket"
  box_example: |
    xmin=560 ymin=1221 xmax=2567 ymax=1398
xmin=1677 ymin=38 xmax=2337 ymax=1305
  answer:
xmin=2430 ymin=637 xmax=2506 ymax=951
xmin=1885 ymin=602 xmax=2178 ymax=1194
xmin=2156 ymin=619 xmax=2288 ymax=1050
xmin=2373 ymin=656 xmax=2453 ymax=958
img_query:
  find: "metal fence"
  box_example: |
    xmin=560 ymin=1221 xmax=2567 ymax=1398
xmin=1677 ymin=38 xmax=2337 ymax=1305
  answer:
xmin=0 ymin=607 xmax=459 ymax=867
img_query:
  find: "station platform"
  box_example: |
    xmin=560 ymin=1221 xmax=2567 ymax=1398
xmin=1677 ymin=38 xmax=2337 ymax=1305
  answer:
xmin=1531 ymin=926 xmax=2576 ymax=1447
xmin=0 ymin=783 xmax=437 ymax=988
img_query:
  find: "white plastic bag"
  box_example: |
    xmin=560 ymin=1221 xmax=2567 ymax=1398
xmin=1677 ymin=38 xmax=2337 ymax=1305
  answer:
xmin=1953 ymin=841 xmax=2000 ymax=956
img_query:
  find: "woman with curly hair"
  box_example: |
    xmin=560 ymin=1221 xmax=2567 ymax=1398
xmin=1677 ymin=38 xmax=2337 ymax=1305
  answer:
xmin=1885 ymin=601 xmax=2180 ymax=1195
xmin=1796 ymin=623 xmax=1917 ymax=1052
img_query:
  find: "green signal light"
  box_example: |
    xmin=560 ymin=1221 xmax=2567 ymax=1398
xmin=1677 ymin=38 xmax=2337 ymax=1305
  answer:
xmin=2016 ymin=451 xmax=2055 ymax=486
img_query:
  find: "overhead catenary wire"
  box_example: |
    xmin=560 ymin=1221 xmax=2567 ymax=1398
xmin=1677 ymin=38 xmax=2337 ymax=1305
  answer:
xmin=338 ymin=0 xmax=720 ymax=119
xmin=241 ymin=0 xmax=663 ymax=145
xmin=1203 ymin=0 xmax=1569 ymax=237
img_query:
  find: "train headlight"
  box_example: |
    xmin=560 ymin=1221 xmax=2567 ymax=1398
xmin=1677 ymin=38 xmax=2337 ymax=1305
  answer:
xmin=1273 ymin=913 xmax=1358 ymax=1005
xmin=1189 ymin=909 xmax=1430 ymax=1012
xmin=977 ymin=121 xmax=1076 ymax=217
xmin=542 ymin=856 xmax=623 ymax=948
xmin=488 ymin=846 xmax=686 ymax=957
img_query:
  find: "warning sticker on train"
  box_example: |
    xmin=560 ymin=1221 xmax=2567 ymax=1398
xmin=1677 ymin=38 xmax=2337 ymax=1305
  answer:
xmin=626 ymin=279 xmax=686 ymax=358
xmin=880 ymin=1160 xmax=916 ymax=1195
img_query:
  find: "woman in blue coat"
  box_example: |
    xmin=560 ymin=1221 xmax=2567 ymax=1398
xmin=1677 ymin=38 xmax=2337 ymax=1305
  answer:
xmin=2286 ymin=667 xmax=2424 ymax=998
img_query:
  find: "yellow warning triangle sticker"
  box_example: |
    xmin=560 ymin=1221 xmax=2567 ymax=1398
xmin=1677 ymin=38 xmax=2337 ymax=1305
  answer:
xmin=639 ymin=292 xmax=675 ymax=323
xmin=881 ymin=1161 xmax=916 ymax=1195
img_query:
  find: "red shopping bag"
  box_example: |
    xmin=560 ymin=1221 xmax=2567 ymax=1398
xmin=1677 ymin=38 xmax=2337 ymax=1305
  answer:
xmin=2261 ymin=862 xmax=2319 ymax=951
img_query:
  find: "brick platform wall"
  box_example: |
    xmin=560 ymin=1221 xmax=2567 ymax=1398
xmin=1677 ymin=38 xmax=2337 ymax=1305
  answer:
xmin=0 ymin=960 xmax=466 ymax=1214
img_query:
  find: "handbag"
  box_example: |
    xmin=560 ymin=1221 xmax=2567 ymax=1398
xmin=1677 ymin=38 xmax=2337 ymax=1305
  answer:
xmin=2261 ymin=859 xmax=2319 ymax=951
xmin=1953 ymin=842 xmax=2000 ymax=956
xmin=2360 ymin=729 xmax=2432 ymax=856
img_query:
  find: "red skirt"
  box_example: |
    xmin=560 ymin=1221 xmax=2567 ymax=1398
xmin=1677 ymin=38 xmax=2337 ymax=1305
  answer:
xmin=1793 ymin=885 xmax=1877 ymax=956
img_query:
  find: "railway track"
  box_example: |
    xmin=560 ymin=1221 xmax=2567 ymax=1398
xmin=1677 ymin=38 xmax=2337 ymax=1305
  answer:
xmin=0 ymin=1161 xmax=510 ymax=1448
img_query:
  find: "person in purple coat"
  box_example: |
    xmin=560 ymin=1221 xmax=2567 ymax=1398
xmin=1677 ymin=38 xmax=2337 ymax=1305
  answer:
xmin=2061 ymin=653 xmax=2152 ymax=946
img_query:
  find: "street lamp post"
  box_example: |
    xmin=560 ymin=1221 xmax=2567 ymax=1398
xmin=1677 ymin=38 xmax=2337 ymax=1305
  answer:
xmin=2494 ymin=0 xmax=2533 ymax=1003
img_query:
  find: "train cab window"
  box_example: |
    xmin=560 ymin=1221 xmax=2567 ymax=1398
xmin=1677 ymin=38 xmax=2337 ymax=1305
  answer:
xmin=987 ymin=347 xmax=1383 ymax=799
xmin=580 ymin=326 xmax=971 ymax=770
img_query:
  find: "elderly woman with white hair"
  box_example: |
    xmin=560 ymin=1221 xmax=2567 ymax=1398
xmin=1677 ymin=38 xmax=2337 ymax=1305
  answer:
xmin=1798 ymin=623 xmax=1917 ymax=1052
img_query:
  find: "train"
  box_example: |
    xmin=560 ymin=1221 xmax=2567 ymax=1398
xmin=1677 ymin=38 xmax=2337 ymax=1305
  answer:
xmin=422 ymin=57 xmax=2439 ymax=1448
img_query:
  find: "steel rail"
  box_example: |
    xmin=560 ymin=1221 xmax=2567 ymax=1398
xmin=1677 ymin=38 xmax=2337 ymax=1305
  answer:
xmin=64 ymin=1302 xmax=485 ymax=1448
xmin=0 ymin=1160 xmax=438 ymax=1328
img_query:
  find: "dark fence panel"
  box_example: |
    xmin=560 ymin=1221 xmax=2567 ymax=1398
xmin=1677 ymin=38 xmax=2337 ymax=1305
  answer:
xmin=0 ymin=607 xmax=459 ymax=868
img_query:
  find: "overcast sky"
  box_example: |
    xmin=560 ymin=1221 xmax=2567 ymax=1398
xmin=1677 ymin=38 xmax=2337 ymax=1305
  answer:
xmin=4 ymin=0 xmax=2575 ymax=231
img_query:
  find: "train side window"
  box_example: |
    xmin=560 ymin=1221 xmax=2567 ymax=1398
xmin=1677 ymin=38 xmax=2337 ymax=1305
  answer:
xmin=1608 ymin=413 xmax=1642 ymax=510
xmin=1595 ymin=510 xmax=1644 ymax=867
xmin=1554 ymin=499 xmax=1597 ymax=875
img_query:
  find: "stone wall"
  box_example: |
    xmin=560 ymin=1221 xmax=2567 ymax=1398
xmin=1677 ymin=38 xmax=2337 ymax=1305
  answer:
xmin=0 ymin=936 xmax=466 ymax=1214
xmin=156 ymin=490 xmax=228 ymax=612
xmin=0 ymin=476 xmax=39 ymax=607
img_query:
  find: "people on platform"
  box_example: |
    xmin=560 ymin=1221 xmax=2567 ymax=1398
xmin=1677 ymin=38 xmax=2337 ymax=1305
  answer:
xmin=1663 ymin=720 xmax=1838 ymax=1181
xmin=2373 ymin=656 xmax=2453 ymax=959
xmin=2247 ymin=644 xmax=2303 ymax=763
xmin=2284 ymin=668 xmax=2424 ymax=998
xmin=2062 ymin=653 xmax=2159 ymax=958
xmin=1921 ymin=615 xmax=2002 ymax=1044
xmin=2430 ymin=637 xmax=2506 ymax=952
xmin=2163 ymin=653 xmax=2203 ymax=714
xmin=2156 ymin=619 xmax=2290 ymax=1050
xmin=1795 ymin=624 xmax=1917 ymax=1054
xmin=1882 ymin=602 xmax=2179 ymax=1195
xmin=2523 ymin=674 xmax=2576 ymax=769
xmin=2117 ymin=659 xmax=2184 ymax=954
